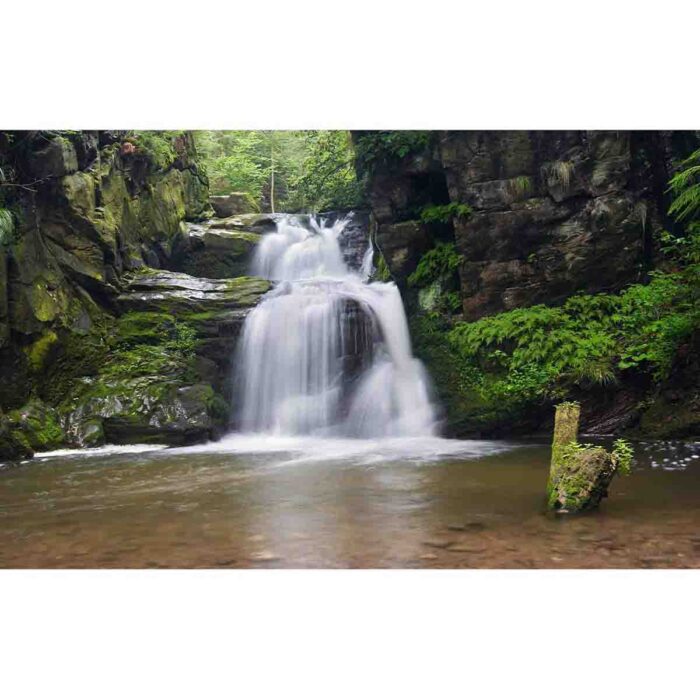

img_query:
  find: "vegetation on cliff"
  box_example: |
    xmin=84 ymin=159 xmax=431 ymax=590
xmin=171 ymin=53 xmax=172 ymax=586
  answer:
xmin=408 ymin=141 xmax=700 ymax=436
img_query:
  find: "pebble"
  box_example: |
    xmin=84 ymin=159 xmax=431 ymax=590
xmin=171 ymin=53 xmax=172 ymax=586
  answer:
xmin=447 ymin=544 xmax=487 ymax=553
xmin=249 ymin=550 xmax=279 ymax=562
xmin=422 ymin=538 xmax=455 ymax=549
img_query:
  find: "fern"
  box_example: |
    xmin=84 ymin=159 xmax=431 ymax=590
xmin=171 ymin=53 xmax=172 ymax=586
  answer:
xmin=408 ymin=242 xmax=463 ymax=288
xmin=419 ymin=202 xmax=472 ymax=224
xmin=669 ymin=149 xmax=700 ymax=222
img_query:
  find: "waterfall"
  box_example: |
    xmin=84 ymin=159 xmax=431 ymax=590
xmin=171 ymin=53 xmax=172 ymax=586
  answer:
xmin=232 ymin=214 xmax=436 ymax=438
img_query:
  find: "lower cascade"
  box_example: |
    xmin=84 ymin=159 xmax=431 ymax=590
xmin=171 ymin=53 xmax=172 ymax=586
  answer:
xmin=233 ymin=215 xmax=436 ymax=437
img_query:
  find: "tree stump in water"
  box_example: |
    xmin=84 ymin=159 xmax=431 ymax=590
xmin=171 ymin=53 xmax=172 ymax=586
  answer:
xmin=547 ymin=402 xmax=624 ymax=513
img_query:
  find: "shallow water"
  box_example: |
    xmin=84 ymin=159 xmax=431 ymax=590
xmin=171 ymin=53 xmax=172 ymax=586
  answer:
xmin=1 ymin=437 xmax=699 ymax=568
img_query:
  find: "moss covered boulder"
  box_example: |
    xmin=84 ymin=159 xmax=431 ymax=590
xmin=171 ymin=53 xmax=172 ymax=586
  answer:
xmin=209 ymin=193 xmax=260 ymax=217
xmin=0 ymin=412 xmax=34 ymax=461
xmin=547 ymin=402 xmax=632 ymax=512
xmin=0 ymin=399 xmax=65 ymax=458
xmin=63 ymin=378 xmax=225 ymax=446
xmin=171 ymin=223 xmax=261 ymax=278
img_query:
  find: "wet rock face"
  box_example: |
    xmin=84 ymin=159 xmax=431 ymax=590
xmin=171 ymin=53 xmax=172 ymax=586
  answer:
xmin=442 ymin=131 xmax=652 ymax=319
xmin=117 ymin=270 xmax=271 ymax=314
xmin=321 ymin=211 xmax=371 ymax=272
xmin=360 ymin=131 xmax=686 ymax=319
xmin=209 ymin=193 xmax=260 ymax=217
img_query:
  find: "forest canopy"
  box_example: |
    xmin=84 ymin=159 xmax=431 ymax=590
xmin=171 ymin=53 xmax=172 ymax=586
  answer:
xmin=195 ymin=130 xmax=364 ymax=213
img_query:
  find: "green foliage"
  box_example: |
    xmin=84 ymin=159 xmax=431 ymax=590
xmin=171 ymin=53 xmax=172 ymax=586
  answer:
xmin=447 ymin=271 xmax=700 ymax=410
xmin=195 ymin=130 xmax=363 ymax=212
xmin=612 ymin=438 xmax=634 ymax=475
xmin=419 ymin=202 xmax=472 ymax=224
xmin=508 ymin=176 xmax=532 ymax=200
xmin=354 ymin=131 xmax=432 ymax=174
xmin=127 ymin=131 xmax=184 ymax=170
xmin=668 ymin=148 xmax=700 ymax=222
xmin=408 ymin=242 xmax=463 ymax=288
xmin=195 ymin=131 xmax=269 ymax=198
xmin=285 ymin=131 xmax=364 ymax=211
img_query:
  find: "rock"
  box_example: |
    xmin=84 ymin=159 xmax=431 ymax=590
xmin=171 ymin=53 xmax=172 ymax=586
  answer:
xmin=75 ymin=418 xmax=105 ymax=448
xmin=5 ymin=399 xmax=65 ymax=453
xmin=0 ymin=130 xmax=212 ymax=409
xmin=171 ymin=222 xmax=261 ymax=278
xmin=322 ymin=210 xmax=371 ymax=271
xmin=64 ymin=379 xmax=224 ymax=446
xmin=209 ymin=193 xmax=260 ymax=217
xmin=27 ymin=135 xmax=78 ymax=179
xmin=547 ymin=402 xmax=625 ymax=512
xmin=376 ymin=220 xmax=432 ymax=284
xmin=205 ymin=213 xmax=279 ymax=234
xmin=117 ymin=270 xmax=271 ymax=315
xmin=0 ymin=412 xmax=34 ymax=461
xmin=248 ymin=550 xmax=279 ymax=562
xmin=422 ymin=538 xmax=455 ymax=549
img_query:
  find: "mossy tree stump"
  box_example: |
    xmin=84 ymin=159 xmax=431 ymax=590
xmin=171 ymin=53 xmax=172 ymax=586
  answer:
xmin=547 ymin=402 xmax=629 ymax=513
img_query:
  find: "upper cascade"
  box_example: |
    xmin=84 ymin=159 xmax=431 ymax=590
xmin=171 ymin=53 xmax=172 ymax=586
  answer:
xmin=233 ymin=214 xmax=437 ymax=438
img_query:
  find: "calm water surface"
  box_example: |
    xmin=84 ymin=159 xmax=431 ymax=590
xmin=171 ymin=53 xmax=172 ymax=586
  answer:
xmin=1 ymin=436 xmax=699 ymax=568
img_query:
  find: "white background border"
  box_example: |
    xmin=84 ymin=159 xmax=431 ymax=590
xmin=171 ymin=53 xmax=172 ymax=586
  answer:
xmin=2 ymin=2 xmax=699 ymax=697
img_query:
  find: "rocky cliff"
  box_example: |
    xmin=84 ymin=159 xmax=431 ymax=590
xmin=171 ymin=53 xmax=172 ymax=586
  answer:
xmin=355 ymin=130 xmax=700 ymax=438
xmin=0 ymin=131 xmax=270 ymax=458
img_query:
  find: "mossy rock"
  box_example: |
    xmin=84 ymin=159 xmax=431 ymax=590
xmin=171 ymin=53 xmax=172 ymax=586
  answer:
xmin=6 ymin=399 xmax=66 ymax=453
xmin=62 ymin=378 xmax=226 ymax=446
xmin=547 ymin=443 xmax=617 ymax=512
xmin=0 ymin=412 xmax=34 ymax=461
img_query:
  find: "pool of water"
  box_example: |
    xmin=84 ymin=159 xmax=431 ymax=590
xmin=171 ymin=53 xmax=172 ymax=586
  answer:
xmin=1 ymin=436 xmax=699 ymax=568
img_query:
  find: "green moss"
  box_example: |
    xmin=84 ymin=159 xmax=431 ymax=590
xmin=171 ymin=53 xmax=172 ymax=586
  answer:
xmin=24 ymin=330 xmax=59 ymax=372
xmin=7 ymin=399 xmax=65 ymax=452
xmin=374 ymin=254 xmax=392 ymax=282
xmin=126 ymin=131 xmax=185 ymax=171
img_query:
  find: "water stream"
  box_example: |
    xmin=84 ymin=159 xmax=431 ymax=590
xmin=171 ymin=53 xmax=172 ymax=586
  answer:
xmin=233 ymin=215 xmax=436 ymax=438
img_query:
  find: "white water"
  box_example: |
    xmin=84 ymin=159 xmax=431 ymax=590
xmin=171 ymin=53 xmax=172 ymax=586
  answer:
xmin=233 ymin=215 xmax=437 ymax=438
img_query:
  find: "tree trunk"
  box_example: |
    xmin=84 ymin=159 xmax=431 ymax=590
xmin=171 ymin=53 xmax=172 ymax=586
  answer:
xmin=270 ymin=146 xmax=275 ymax=214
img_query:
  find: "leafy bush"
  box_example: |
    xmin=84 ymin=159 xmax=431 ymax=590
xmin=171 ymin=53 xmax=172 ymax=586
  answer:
xmin=447 ymin=272 xmax=699 ymax=408
xmin=354 ymin=131 xmax=432 ymax=174
xmin=419 ymin=202 xmax=472 ymax=224
xmin=286 ymin=131 xmax=364 ymax=211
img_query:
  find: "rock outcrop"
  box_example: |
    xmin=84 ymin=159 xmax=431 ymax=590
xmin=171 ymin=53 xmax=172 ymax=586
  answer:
xmin=209 ymin=192 xmax=260 ymax=217
xmin=359 ymin=131 xmax=688 ymax=317
xmin=0 ymin=131 xmax=272 ymax=459
xmin=356 ymin=130 xmax=700 ymax=438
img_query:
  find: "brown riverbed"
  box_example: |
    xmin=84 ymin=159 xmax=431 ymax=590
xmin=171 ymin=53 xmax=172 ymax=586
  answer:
xmin=1 ymin=437 xmax=699 ymax=568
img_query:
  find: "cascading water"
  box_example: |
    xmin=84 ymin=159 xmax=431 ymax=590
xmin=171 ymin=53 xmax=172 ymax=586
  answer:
xmin=232 ymin=214 xmax=437 ymax=438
